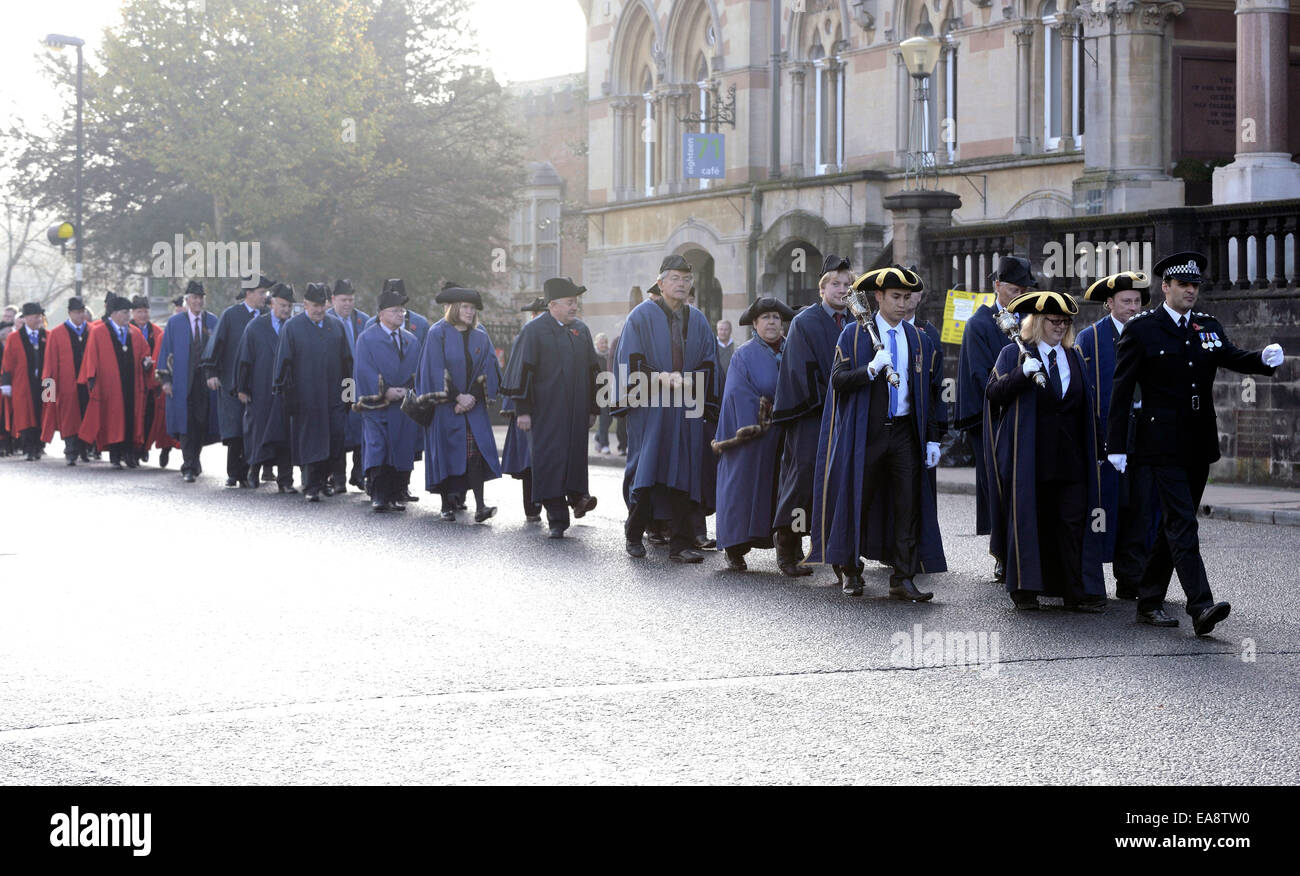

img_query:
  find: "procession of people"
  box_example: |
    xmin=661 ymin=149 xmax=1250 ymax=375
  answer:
xmin=2 ymin=249 xmax=1286 ymax=638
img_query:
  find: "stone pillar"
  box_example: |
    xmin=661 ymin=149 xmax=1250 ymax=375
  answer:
xmin=933 ymin=44 xmax=949 ymax=161
xmin=1072 ymin=2 xmax=1186 ymax=214
xmin=884 ymin=190 xmax=963 ymax=323
xmin=790 ymin=67 xmax=807 ymax=175
xmin=611 ymin=98 xmax=628 ymax=199
xmin=1058 ymin=15 xmax=1075 ymax=150
xmin=1212 ymin=0 xmax=1300 ymax=203
xmin=894 ymin=50 xmax=909 ymax=164
xmin=1014 ymin=24 xmax=1033 ymax=155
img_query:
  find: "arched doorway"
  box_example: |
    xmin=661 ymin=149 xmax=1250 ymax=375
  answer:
xmin=682 ymin=246 xmax=721 ymax=326
xmin=771 ymin=241 xmax=824 ymax=309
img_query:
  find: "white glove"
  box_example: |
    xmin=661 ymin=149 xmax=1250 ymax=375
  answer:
xmin=866 ymin=348 xmax=893 ymax=379
xmin=0 ymin=385 xmax=10 ymax=397
xmin=1107 ymin=453 xmax=1127 ymax=474
xmin=925 ymin=442 xmax=941 ymax=469
xmin=1262 ymin=344 xmax=1284 ymax=368
xmin=1021 ymin=357 xmax=1043 ymax=378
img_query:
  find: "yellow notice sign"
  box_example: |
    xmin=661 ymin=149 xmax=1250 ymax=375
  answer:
xmin=941 ymin=289 xmax=996 ymax=345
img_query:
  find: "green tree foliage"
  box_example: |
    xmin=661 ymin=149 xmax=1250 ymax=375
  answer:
xmin=5 ymin=0 xmax=522 ymax=317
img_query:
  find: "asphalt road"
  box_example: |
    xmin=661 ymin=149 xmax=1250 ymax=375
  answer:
xmin=1 ymin=454 xmax=1297 ymax=785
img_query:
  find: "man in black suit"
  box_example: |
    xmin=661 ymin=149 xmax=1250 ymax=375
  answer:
xmin=1106 ymin=251 xmax=1285 ymax=635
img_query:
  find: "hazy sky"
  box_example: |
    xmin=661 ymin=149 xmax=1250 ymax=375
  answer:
xmin=0 ymin=0 xmax=587 ymax=135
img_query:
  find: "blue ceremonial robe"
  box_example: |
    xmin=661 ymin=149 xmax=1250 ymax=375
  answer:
xmin=807 ymin=321 xmax=947 ymax=572
xmin=157 ymin=310 xmax=220 ymax=441
xmin=715 ymin=337 xmax=783 ymax=551
xmin=771 ymin=303 xmax=843 ymax=533
xmin=984 ymin=344 xmax=1105 ymax=598
xmin=202 ymin=303 xmax=263 ymax=441
xmin=328 ymin=307 xmax=371 ymax=451
xmin=418 ymin=321 xmax=501 ymax=492
xmin=234 ymin=313 xmax=290 ymax=466
xmin=273 ymin=313 xmax=353 ymax=467
xmin=354 ymin=324 xmax=421 ymax=472
xmin=616 ymin=299 xmax=719 ymax=507
xmin=500 ymin=315 xmax=600 ymax=501
xmin=956 ymin=304 xmax=1014 ymax=534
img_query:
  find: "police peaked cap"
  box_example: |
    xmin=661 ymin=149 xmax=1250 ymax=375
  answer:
xmin=852 ymin=265 xmax=924 ymax=294
xmin=738 ymin=297 xmax=796 ymax=327
xmin=1083 ymin=271 xmax=1151 ymax=305
xmin=1152 ymin=251 xmax=1208 ymax=283
xmin=1008 ymin=289 xmax=1079 ymax=317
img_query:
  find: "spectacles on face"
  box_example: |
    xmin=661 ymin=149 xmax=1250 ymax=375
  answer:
xmin=1044 ymin=316 xmax=1072 ymax=328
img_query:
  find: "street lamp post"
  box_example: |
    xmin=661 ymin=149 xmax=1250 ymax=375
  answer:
xmin=43 ymin=33 xmax=85 ymax=297
xmin=899 ymin=35 xmax=942 ymax=191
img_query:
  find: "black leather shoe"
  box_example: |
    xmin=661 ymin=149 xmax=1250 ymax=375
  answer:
xmin=1064 ymin=600 xmax=1106 ymax=613
xmin=1138 ymin=608 xmax=1179 ymax=627
xmin=474 ymin=506 xmax=497 ymax=523
xmin=525 ymin=513 xmax=542 ymax=522
xmin=391 ymin=502 xmax=406 ymax=512
xmin=1012 ymin=596 xmax=1040 ymax=611
xmin=110 ymin=460 xmax=123 ymax=470
xmin=670 ymin=549 xmax=705 ymax=564
xmin=138 ymin=449 xmax=149 ymax=464
xmin=842 ymin=576 xmax=864 ymax=597
xmin=625 ymin=541 xmax=647 ymax=558
xmin=694 ymin=536 xmax=717 ymax=550
xmin=548 ymin=526 xmax=566 ymax=539
xmin=226 ymin=477 xmax=238 ymax=487
xmin=646 ymin=532 xmax=669 ymax=546
xmin=455 ymin=498 xmax=467 ymax=511
xmin=724 ymin=551 xmax=747 ymax=571
xmin=322 ymin=485 xmax=336 ymax=497
xmin=159 ymin=448 xmax=170 ymax=468
xmin=890 ymin=579 xmax=934 ymax=602
xmin=1193 ymin=602 xmax=1231 ymax=637
xmin=993 ymin=559 xmax=1006 ymax=582
xmin=305 ymin=492 xmax=320 ymax=503
xmin=238 ymin=477 xmax=253 ymax=489
xmin=440 ymin=510 xmax=456 ymax=521
xmin=570 ymin=495 xmax=597 ymax=519
xmin=125 ymin=455 xmax=139 ymax=469
xmin=371 ymin=499 xmax=390 ymax=512
xmin=278 ymin=484 xmax=298 ymax=494
xmin=182 ymin=472 xmax=196 ymax=483
xmin=66 ymin=457 xmax=77 ymax=466
xmin=1115 ymin=582 xmax=1139 ymax=600
xmin=401 ymin=492 xmax=419 ymax=503
xmin=779 ymin=562 xmax=813 ymax=578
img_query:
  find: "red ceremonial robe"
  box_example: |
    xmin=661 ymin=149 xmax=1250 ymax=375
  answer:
xmin=41 ymin=322 xmax=89 ymax=442
xmin=77 ymin=320 xmax=152 ymax=447
xmin=1 ymin=328 xmax=46 ymax=434
xmin=136 ymin=322 xmax=178 ymax=450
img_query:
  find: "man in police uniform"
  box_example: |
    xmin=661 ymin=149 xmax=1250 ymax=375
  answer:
xmin=1106 ymin=252 xmax=1285 ymax=635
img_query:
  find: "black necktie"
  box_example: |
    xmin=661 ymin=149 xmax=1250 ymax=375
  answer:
xmin=669 ymin=310 xmax=684 ymax=372
xmin=392 ymin=331 xmax=402 ymax=357
xmin=1177 ymin=315 xmax=1187 ymax=331
xmin=1047 ymin=349 xmax=1063 ymax=399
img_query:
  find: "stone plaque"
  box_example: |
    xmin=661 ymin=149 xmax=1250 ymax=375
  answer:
xmin=1175 ymin=53 xmax=1236 ymax=161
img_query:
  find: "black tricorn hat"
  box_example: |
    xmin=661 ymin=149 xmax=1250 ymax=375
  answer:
xmin=377 ymin=285 xmax=409 ymax=311
xmin=269 ymin=282 xmax=295 ymax=303
xmin=1084 ymin=271 xmax=1151 ymax=305
xmin=738 ymin=296 xmax=796 ymax=327
xmin=993 ymin=255 xmax=1039 ymax=289
xmin=820 ymin=254 xmax=852 ymax=277
xmin=105 ymin=294 xmax=132 ymax=314
xmin=67 ymin=297 xmax=86 ymax=312
xmin=304 ymin=283 xmax=330 ymax=304
xmin=435 ymin=282 xmax=482 ymax=309
xmin=332 ymin=278 xmax=355 ymax=297
xmin=1008 ymin=289 xmax=1079 ymax=317
xmin=1152 ymin=251 xmax=1208 ymax=283
xmin=543 ymin=277 xmax=586 ymax=301
xmin=130 ymin=295 xmax=150 ymax=310
xmin=852 ymin=265 xmax=924 ymax=295
xmin=184 ymin=280 xmax=205 ymax=297
xmin=242 ymin=273 xmax=274 ymax=291
xmin=659 ymin=254 xmax=692 ymax=275
xmin=521 ymin=296 xmax=547 ymax=313
xmin=20 ymin=301 xmax=44 ymax=317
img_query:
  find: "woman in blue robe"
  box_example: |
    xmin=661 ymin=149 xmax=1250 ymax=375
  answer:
xmin=984 ymin=290 xmax=1106 ymax=611
xmin=417 ymin=285 xmax=501 ymax=522
xmin=713 ymin=298 xmax=793 ymax=571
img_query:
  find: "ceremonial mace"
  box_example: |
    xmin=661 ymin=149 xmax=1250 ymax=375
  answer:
xmin=994 ymin=308 xmax=1048 ymax=389
xmin=845 ymin=289 xmax=901 ymax=388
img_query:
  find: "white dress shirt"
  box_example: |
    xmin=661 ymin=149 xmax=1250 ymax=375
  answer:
xmin=1037 ymin=340 xmax=1070 ymax=395
xmin=1110 ymin=315 xmax=1127 ymax=337
xmin=875 ymin=313 xmax=910 ymax=416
